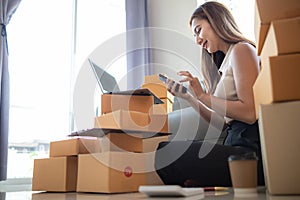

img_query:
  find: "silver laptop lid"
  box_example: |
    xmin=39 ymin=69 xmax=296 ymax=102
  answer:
xmin=89 ymin=58 xmax=163 ymax=104
xmin=88 ymin=58 xmax=120 ymax=93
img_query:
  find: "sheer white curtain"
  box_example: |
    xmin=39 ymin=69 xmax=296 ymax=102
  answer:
xmin=0 ymin=0 xmax=22 ymax=181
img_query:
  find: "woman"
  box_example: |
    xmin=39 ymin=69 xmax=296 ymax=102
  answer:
xmin=155 ymin=1 xmax=264 ymax=187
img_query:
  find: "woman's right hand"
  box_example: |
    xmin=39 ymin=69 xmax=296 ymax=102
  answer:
xmin=177 ymin=71 xmax=205 ymax=100
xmin=166 ymin=78 xmax=191 ymax=100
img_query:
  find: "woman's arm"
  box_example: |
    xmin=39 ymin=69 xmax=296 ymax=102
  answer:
xmin=196 ymin=43 xmax=260 ymax=124
xmin=166 ymin=79 xmax=226 ymax=129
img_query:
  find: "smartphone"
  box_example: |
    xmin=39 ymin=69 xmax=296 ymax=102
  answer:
xmin=158 ymin=74 xmax=187 ymax=93
xmin=158 ymin=74 xmax=168 ymax=83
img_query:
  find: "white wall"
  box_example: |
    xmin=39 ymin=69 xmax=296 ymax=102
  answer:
xmin=148 ymin=0 xmax=202 ymax=81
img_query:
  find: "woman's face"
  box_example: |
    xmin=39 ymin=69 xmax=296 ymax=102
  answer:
xmin=191 ymin=18 xmax=221 ymax=53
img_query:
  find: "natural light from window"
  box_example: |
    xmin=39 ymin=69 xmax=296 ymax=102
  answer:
xmin=197 ymin=0 xmax=255 ymax=43
xmin=7 ymin=0 xmax=125 ymax=178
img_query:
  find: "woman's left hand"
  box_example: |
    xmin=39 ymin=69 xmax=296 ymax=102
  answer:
xmin=177 ymin=71 xmax=205 ymax=100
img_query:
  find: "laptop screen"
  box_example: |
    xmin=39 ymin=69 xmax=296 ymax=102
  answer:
xmin=88 ymin=58 xmax=120 ymax=93
xmin=88 ymin=58 xmax=163 ymax=104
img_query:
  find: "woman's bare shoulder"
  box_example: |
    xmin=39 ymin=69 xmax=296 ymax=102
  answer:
xmin=232 ymin=42 xmax=256 ymax=55
xmin=231 ymin=42 xmax=260 ymax=72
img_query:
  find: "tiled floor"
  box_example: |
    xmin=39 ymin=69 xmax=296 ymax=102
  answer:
xmin=1 ymin=187 xmax=300 ymax=200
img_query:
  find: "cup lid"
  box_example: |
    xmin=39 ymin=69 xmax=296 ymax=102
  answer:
xmin=228 ymin=152 xmax=258 ymax=161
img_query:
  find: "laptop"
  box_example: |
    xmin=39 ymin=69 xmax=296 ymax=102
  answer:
xmin=88 ymin=58 xmax=163 ymax=104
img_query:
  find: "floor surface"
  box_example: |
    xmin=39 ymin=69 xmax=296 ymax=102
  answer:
xmin=1 ymin=179 xmax=300 ymax=200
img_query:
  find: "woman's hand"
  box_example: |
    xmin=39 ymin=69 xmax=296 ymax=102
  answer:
xmin=177 ymin=71 xmax=205 ymax=100
xmin=165 ymin=78 xmax=191 ymax=100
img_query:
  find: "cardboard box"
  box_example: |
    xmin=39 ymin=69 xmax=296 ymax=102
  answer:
xmin=143 ymin=135 xmax=169 ymax=153
xmin=32 ymin=156 xmax=77 ymax=192
xmin=95 ymin=110 xmax=149 ymax=131
xmin=152 ymin=98 xmax=173 ymax=114
xmin=266 ymin=193 xmax=300 ymax=200
xmin=261 ymin=17 xmax=300 ymax=60
xmin=144 ymin=74 xmax=164 ymax=84
xmin=142 ymin=83 xmax=174 ymax=102
xmin=258 ymin=101 xmax=300 ymax=194
xmin=254 ymin=0 xmax=300 ymax=55
xmin=76 ymin=152 xmax=146 ymax=193
xmin=101 ymin=94 xmax=154 ymax=114
xmin=253 ymin=53 xmax=300 ymax=117
xmin=50 ymin=137 xmax=102 ymax=157
xmin=104 ymin=133 xmax=169 ymax=153
xmin=95 ymin=110 xmax=168 ymax=133
xmin=100 ymin=133 xmax=166 ymax=185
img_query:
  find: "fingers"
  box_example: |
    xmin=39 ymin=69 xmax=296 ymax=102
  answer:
xmin=178 ymin=71 xmax=194 ymax=83
xmin=178 ymin=71 xmax=192 ymax=77
xmin=179 ymin=77 xmax=191 ymax=83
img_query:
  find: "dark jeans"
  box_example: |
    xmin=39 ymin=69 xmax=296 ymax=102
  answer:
xmin=155 ymin=120 xmax=265 ymax=187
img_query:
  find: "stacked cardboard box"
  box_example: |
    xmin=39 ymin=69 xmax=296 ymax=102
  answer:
xmin=96 ymin=85 xmax=169 ymax=133
xmin=253 ymin=0 xmax=300 ymax=195
xmin=254 ymin=0 xmax=300 ymax=55
xmin=79 ymin=81 xmax=169 ymax=193
xmin=32 ymin=137 xmax=102 ymax=192
xmin=32 ymin=77 xmax=170 ymax=193
xmin=32 ymin=135 xmax=168 ymax=193
xmin=142 ymin=74 xmax=174 ymax=114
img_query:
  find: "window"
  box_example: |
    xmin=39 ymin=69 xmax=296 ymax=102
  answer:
xmin=7 ymin=0 xmax=125 ymax=178
xmin=197 ymin=0 xmax=255 ymax=42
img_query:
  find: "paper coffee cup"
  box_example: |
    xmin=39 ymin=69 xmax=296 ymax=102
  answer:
xmin=228 ymin=152 xmax=258 ymax=195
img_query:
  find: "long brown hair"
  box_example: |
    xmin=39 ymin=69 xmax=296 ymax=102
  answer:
xmin=190 ymin=1 xmax=255 ymax=93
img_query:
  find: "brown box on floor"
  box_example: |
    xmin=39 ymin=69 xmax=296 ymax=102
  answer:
xmin=254 ymin=0 xmax=300 ymax=55
xmin=101 ymin=94 xmax=154 ymax=114
xmin=32 ymin=156 xmax=77 ymax=192
xmin=94 ymin=110 xmax=168 ymax=133
xmin=76 ymin=152 xmax=146 ymax=193
xmin=258 ymin=101 xmax=300 ymax=194
xmin=50 ymin=137 xmax=102 ymax=157
xmin=253 ymin=53 xmax=300 ymax=118
xmin=260 ymin=17 xmax=300 ymax=61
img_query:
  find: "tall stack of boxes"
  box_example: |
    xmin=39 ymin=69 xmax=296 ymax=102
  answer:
xmin=81 ymin=78 xmax=170 ymax=193
xmin=253 ymin=0 xmax=300 ymax=195
xmin=32 ymin=75 xmax=171 ymax=193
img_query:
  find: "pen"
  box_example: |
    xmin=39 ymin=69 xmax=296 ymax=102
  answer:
xmin=204 ymin=187 xmax=229 ymax=191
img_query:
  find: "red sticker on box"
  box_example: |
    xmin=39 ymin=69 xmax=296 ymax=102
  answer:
xmin=124 ymin=166 xmax=133 ymax=177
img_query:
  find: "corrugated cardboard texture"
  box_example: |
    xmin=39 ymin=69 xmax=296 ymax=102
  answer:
xmin=258 ymin=101 xmax=300 ymax=194
xmin=101 ymin=94 xmax=154 ymax=114
xmin=253 ymin=53 xmax=300 ymax=118
xmin=32 ymin=156 xmax=78 ymax=192
xmin=142 ymin=83 xmax=174 ymax=101
xmin=152 ymin=98 xmax=173 ymax=114
xmin=254 ymin=0 xmax=300 ymax=55
xmin=50 ymin=138 xmax=101 ymax=157
xmin=261 ymin=17 xmax=300 ymax=60
xmin=77 ymin=152 xmax=146 ymax=193
xmin=95 ymin=110 xmax=169 ymax=133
